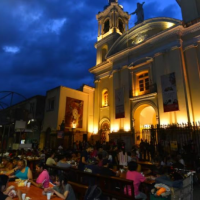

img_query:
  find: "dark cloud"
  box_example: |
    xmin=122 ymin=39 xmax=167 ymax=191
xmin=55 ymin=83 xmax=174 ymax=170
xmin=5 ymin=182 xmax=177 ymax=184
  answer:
xmin=0 ymin=0 xmax=181 ymax=105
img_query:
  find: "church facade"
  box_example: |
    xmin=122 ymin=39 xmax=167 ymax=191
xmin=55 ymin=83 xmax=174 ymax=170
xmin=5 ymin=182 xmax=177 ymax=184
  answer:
xmin=89 ymin=0 xmax=200 ymax=149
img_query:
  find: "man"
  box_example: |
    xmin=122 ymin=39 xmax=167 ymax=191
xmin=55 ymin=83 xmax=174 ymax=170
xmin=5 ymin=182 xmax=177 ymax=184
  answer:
xmin=99 ymin=160 xmax=117 ymax=177
xmin=98 ymin=147 xmax=108 ymax=159
xmin=46 ymin=152 xmax=56 ymax=166
xmin=78 ymin=146 xmax=94 ymax=171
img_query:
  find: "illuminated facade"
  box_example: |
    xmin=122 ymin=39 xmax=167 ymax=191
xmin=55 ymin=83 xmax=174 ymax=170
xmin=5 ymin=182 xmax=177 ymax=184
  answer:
xmin=40 ymin=85 xmax=94 ymax=149
xmin=89 ymin=0 xmax=200 ymax=147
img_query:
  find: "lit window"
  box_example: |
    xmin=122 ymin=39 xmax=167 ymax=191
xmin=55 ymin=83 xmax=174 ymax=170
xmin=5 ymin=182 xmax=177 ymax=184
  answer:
xmin=138 ymin=73 xmax=149 ymax=92
xmin=102 ymin=90 xmax=108 ymax=107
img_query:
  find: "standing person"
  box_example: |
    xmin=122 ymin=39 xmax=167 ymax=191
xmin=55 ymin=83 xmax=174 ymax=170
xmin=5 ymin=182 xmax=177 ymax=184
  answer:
xmin=125 ymin=161 xmax=147 ymax=200
xmin=29 ymin=162 xmax=50 ymax=188
xmin=0 ymin=174 xmax=23 ymax=200
xmin=139 ymin=139 xmax=144 ymax=160
xmin=46 ymin=152 xmax=56 ymax=166
xmin=149 ymin=141 xmax=155 ymax=162
xmin=44 ymin=176 xmax=76 ymax=200
xmin=78 ymin=146 xmax=94 ymax=171
xmin=144 ymin=140 xmax=150 ymax=161
xmin=118 ymin=148 xmax=128 ymax=166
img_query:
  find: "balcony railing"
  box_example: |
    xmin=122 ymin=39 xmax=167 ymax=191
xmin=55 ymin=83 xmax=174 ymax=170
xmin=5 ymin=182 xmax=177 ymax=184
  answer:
xmin=131 ymin=83 xmax=157 ymax=97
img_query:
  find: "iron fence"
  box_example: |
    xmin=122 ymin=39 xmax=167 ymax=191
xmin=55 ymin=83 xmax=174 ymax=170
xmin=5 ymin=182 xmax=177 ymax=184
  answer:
xmin=142 ymin=122 xmax=200 ymax=156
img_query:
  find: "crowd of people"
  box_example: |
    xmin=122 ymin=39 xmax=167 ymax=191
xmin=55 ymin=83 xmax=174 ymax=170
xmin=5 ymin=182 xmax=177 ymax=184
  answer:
xmin=0 ymin=138 xmax=199 ymax=200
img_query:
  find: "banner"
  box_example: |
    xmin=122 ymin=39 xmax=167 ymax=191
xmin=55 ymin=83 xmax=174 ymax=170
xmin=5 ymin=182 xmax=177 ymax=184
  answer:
xmin=115 ymin=88 xmax=125 ymax=119
xmin=65 ymin=97 xmax=84 ymax=128
xmin=161 ymin=72 xmax=179 ymax=112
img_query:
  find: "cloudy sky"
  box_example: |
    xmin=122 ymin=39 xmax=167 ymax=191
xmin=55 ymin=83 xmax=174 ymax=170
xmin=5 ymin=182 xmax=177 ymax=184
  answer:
xmin=0 ymin=0 xmax=182 ymax=106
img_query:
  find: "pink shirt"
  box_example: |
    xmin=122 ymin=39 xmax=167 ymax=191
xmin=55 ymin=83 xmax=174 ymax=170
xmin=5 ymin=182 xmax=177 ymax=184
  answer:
xmin=36 ymin=170 xmax=50 ymax=188
xmin=125 ymin=170 xmax=146 ymax=196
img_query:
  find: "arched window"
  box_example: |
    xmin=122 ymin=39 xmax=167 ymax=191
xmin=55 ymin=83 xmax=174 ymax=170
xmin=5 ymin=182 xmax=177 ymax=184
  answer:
xmin=104 ymin=19 xmax=110 ymax=33
xmin=119 ymin=19 xmax=124 ymax=33
xmin=102 ymin=90 xmax=108 ymax=107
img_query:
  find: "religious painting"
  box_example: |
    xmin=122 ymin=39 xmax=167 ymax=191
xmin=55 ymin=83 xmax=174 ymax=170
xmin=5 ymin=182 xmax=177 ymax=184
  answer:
xmin=65 ymin=97 xmax=84 ymax=128
xmin=115 ymin=88 xmax=125 ymax=119
xmin=161 ymin=72 xmax=179 ymax=112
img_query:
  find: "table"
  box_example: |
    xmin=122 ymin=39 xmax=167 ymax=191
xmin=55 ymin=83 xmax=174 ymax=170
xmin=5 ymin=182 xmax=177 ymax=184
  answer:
xmin=8 ymin=182 xmax=60 ymax=200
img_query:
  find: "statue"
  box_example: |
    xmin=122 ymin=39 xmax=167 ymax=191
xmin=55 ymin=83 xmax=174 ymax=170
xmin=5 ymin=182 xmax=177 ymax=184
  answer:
xmin=131 ymin=2 xmax=145 ymax=25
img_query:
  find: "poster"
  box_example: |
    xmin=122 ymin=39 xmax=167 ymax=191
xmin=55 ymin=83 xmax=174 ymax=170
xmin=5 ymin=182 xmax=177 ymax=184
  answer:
xmin=115 ymin=88 xmax=125 ymax=119
xmin=170 ymin=141 xmax=178 ymax=151
xmin=57 ymin=131 xmax=64 ymax=139
xmin=161 ymin=72 xmax=179 ymax=112
xmin=65 ymin=97 xmax=84 ymax=128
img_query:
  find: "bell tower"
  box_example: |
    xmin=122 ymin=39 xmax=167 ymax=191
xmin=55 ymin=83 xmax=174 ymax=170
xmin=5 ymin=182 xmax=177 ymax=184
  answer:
xmin=95 ymin=0 xmax=130 ymax=65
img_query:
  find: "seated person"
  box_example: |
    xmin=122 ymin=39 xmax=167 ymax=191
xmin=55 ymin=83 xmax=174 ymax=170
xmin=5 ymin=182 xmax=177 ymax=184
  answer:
xmin=0 ymin=157 xmax=13 ymax=171
xmin=78 ymin=146 xmax=94 ymax=171
xmin=98 ymin=147 xmax=108 ymax=159
xmin=71 ymin=153 xmax=77 ymax=162
xmin=44 ymin=175 xmax=76 ymax=200
xmin=6 ymin=159 xmax=32 ymax=180
xmin=40 ymin=150 xmax=46 ymax=162
xmin=0 ymin=174 xmax=23 ymax=200
xmin=29 ymin=162 xmax=50 ymax=188
xmin=76 ymin=153 xmax=81 ymax=162
xmin=99 ymin=161 xmax=117 ymax=177
xmin=57 ymin=156 xmax=71 ymax=168
xmin=125 ymin=161 xmax=147 ymax=200
xmin=97 ymin=154 xmax=103 ymax=167
xmin=12 ymin=157 xmax=19 ymax=169
xmin=46 ymin=152 xmax=56 ymax=166
xmin=127 ymin=152 xmax=132 ymax=163
xmin=90 ymin=146 xmax=98 ymax=158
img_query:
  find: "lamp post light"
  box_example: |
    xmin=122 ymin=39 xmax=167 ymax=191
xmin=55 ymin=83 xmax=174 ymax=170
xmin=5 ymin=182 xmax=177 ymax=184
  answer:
xmin=71 ymin=122 xmax=76 ymax=148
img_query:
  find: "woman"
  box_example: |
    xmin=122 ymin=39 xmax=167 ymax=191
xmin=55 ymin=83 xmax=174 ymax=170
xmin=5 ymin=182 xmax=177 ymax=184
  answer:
xmin=118 ymin=148 xmax=128 ymax=166
xmin=0 ymin=157 xmax=13 ymax=171
xmin=125 ymin=161 xmax=147 ymax=200
xmin=44 ymin=175 xmax=76 ymax=200
xmin=29 ymin=162 xmax=50 ymax=188
xmin=0 ymin=174 xmax=22 ymax=200
xmin=6 ymin=159 xmax=32 ymax=180
xmin=57 ymin=156 xmax=71 ymax=168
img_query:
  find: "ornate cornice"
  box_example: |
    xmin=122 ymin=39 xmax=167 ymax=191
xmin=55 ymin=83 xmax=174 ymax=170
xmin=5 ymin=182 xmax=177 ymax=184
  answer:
xmin=96 ymin=3 xmax=130 ymax=21
xmin=89 ymin=60 xmax=112 ymax=74
xmin=130 ymin=92 xmax=157 ymax=102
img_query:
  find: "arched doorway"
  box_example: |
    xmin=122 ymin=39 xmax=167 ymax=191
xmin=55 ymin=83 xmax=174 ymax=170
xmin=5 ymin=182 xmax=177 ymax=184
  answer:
xmin=100 ymin=120 xmax=110 ymax=142
xmin=133 ymin=104 xmax=157 ymax=144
